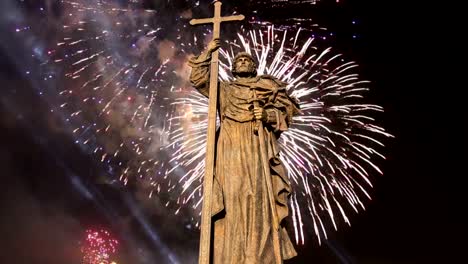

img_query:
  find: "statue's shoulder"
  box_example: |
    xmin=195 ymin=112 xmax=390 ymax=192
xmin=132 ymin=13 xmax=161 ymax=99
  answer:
xmin=257 ymin=75 xmax=288 ymax=88
xmin=258 ymin=75 xmax=300 ymax=109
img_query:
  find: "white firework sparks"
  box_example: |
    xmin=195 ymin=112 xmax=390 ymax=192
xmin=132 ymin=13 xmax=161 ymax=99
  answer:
xmin=167 ymin=25 xmax=393 ymax=244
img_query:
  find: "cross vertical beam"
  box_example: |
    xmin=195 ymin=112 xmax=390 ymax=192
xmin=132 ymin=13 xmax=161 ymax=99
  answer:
xmin=189 ymin=2 xmax=244 ymax=264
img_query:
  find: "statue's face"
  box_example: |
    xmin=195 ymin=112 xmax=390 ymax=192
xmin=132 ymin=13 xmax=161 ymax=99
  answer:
xmin=233 ymin=56 xmax=256 ymax=76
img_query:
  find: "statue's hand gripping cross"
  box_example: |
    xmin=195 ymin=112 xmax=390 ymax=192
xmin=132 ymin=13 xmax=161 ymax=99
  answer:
xmin=189 ymin=2 xmax=244 ymax=264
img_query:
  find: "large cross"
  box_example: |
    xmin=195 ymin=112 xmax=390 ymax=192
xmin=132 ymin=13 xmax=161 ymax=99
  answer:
xmin=189 ymin=2 xmax=244 ymax=264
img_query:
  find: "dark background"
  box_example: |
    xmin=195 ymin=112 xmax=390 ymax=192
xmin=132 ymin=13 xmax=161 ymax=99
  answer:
xmin=0 ymin=0 xmax=463 ymax=263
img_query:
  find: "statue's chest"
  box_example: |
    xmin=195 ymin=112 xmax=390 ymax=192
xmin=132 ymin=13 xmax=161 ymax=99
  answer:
xmin=228 ymin=86 xmax=254 ymax=101
xmin=220 ymin=86 xmax=254 ymax=122
xmin=221 ymin=83 xmax=273 ymax=122
xmin=226 ymin=85 xmax=269 ymax=103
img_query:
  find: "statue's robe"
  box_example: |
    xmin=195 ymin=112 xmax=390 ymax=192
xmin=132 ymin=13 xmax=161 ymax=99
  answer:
xmin=189 ymin=52 xmax=299 ymax=264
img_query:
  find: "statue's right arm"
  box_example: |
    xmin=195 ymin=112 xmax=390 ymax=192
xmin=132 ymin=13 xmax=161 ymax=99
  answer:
xmin=188 ymin=38 xmax=220 ymax=97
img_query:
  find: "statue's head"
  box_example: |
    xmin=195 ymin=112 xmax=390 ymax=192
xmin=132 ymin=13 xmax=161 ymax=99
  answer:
xmin=231 ymin=52 xmax=257 ymax=78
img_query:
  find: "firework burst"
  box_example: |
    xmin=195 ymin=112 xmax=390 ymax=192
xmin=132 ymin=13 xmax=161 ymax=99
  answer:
xmin=49 ymin=0 xmax=180 ymax=188
xmin=81 ymin=228 xmax=119 ymax=264
xmin=167 ymin=25 xmax=393 ymax=244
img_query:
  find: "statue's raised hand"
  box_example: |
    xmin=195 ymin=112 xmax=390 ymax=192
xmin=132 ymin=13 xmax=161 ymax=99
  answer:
xmin=207 ymin=38 xmax=221 ymax=53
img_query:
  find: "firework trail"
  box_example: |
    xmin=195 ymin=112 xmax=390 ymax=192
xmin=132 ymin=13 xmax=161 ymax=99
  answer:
xmin=39 ymin=0 xmax=391 ymax=244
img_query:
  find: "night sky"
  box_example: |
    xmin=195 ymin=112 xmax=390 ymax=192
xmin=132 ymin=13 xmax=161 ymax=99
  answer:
xmin=0 ymin=0 xmax=463 ymax=263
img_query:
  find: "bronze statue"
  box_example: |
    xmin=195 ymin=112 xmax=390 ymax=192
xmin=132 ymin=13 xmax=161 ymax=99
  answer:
xmin=188 ymin=37 xmax=300 ymax=263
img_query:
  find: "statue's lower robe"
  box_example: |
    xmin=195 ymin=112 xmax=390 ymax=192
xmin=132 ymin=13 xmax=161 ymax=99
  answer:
xmin=211 ymin=118 xmax=297 ymax=264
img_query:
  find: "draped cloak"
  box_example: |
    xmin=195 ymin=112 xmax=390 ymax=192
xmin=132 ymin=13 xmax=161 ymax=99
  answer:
xmin=189 ymin=52 xmax=299 ymax=264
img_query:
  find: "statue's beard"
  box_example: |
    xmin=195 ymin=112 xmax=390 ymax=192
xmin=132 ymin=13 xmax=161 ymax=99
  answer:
xmin=232 ymin=65 xmax=257 ymax=78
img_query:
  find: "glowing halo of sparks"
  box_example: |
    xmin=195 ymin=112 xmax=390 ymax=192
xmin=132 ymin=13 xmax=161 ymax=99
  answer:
xmin=166 ymin=25 xmax=393 ymax=244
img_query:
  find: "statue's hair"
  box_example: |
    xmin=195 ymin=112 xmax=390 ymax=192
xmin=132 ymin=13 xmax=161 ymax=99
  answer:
xmin=231 ymin=52 xmax=257 ymax=77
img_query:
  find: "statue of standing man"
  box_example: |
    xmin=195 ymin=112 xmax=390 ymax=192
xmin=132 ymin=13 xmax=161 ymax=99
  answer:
xmin=188 ymin=37 xmax=299 ymax=263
